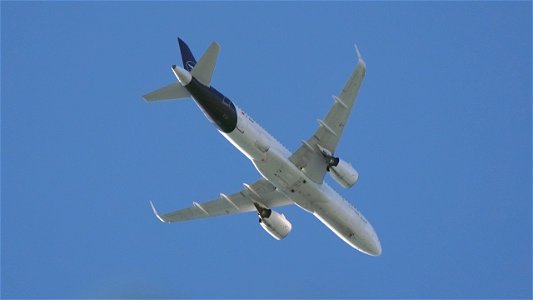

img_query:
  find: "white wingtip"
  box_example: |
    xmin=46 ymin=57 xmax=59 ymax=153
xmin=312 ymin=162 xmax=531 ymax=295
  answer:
xmin=149 ymin=201 xmax=167 ymax=223
xmin=354 ymin=44 xmax=366 ymax=71
xmin=355 ymin=44 xmax=362 ymax=60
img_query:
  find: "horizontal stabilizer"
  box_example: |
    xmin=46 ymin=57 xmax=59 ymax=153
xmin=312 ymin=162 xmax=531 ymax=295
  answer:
xmin=143 ymin=82 xmax=190 ymax=101
xmin=191 ymin=41 xmax=220 ymax=87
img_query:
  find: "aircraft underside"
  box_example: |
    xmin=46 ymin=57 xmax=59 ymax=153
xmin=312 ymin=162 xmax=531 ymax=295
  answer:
xmin=143 ymin=37 xmax=381 ymax=256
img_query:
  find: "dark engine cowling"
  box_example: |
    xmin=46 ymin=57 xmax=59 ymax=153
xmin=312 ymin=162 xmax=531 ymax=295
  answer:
xmin=255 ymin=205 xmax=292 ymax=240
xmin=329 ymin=159 xmax=359 ymax=188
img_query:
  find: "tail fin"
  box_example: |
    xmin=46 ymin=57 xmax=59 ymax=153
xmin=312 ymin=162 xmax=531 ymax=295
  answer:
xmin=143 ymin=38 xmax=220 ymax=102
xmin=143 ymin=38 xmax=196 ymax=102
xmin=178 ymin=38 xmax=197 ymax=71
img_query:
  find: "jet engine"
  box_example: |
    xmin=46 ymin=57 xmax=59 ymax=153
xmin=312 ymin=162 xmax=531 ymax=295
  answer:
xmin=255 ymin=204 xmax=292 ymax=240
xmin=329 ymin=159 xmax=359 ymax=188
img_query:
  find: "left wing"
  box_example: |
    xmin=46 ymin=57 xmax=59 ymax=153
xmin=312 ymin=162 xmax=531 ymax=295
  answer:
xmin=150 ymin=178 xmax=293 ymax=223
xmin=289 ymin=47 xmax=366 ymax=184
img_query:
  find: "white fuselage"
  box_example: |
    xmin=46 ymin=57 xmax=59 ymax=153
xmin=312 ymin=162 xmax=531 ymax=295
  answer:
xmin=220 ymin=106 xmax=382 ymax=256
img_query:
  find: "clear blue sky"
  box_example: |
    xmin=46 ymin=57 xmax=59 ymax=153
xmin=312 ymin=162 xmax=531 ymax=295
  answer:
xmin=2 ymin=2 xmax=531 ymax=299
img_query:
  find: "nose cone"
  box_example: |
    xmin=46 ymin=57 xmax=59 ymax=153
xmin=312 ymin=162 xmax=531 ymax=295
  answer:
xmin=362 ymin=226 xmax=382 ymax=256
xmin=347 ymin=228 xmax=382 ymax=256
xmin=172 ymin=65 xmax=192 ymax=86
xmin=366 ymin=237 xmax=382 ymax=256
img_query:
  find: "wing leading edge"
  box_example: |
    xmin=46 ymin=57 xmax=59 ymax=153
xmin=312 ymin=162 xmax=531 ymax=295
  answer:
xmin=150 ymin=179 xmax=293 ymax=223
xmin=289 ymin=46 xmax=366 ymax=184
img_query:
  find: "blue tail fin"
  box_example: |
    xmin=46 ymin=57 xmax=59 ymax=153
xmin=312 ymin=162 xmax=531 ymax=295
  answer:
xmin=178 ymin=38 xmax=197 ymax=71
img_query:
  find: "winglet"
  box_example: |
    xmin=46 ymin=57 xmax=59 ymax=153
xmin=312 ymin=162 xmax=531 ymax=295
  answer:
xmin=355 ymin=44 xmax=362 ymax=61
xmin=149 ymin=201 xmax=168 ymax=223
xmin=354 ymin=43 xmax=366 ymax=73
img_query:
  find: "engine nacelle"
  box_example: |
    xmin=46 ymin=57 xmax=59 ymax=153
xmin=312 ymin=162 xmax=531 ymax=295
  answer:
xmin=258 ymin=209 xmax=292 ymax=240
xmin=329 ymin=159 xmax=359 ymax=188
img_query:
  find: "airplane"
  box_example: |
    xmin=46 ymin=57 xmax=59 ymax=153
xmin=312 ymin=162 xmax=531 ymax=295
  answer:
xmin=144 ymin=38 xmax=382 ymax=256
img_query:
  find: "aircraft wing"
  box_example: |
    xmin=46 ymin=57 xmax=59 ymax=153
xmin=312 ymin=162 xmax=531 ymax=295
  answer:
xmin=289 ymin=48 xmax=366 ymax=184
xmin=150 ymin=178 xmax=293 ymax=223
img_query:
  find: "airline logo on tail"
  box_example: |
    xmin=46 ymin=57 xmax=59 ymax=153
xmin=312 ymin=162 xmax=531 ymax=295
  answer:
xmin=185 ymin=61 xmax=196 ymax=70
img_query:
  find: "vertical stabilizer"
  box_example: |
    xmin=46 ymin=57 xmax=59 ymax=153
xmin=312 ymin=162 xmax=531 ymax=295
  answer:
xmin=178 ymin=38 xmax=197 ymax=71
xmin=178 ymin=38 xmax=220 ymax=87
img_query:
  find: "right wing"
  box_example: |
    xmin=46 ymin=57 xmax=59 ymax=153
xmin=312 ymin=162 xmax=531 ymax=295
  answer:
xmin=150 ymin=178 xmax=293 ymax=223
xmin=289 ymin=47 xmax=366 ymax=184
